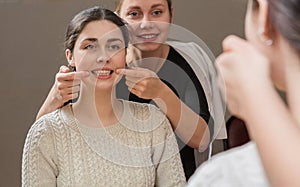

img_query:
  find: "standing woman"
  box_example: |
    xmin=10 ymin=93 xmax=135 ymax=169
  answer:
xmin=36 ymin=0 xmax=226 ymax=179
xmin=189 ymin=0 xmax=300 ymax=186
xmin=22 ymin=6 xmax=186 ymax=186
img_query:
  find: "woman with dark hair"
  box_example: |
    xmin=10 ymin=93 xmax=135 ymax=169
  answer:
xmin=22 ymin=6 xmax=186 ymax=187
xmin=35 ymin=0 xmax=226 ymax=180
xmin=188 ymin=0 xmax=300 ymax=186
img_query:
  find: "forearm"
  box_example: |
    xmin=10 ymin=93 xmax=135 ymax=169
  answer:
xmin=36 ymin=85 xmax=64 ymax=120
xmin=243 ymin=84 xmax=300 ymax=187
xmin=154 ymin=85 xmax=210 ymax=150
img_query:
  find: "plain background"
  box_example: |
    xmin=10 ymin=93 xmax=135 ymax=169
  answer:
xmin=0 ymin=0 xmax=247 ymax=186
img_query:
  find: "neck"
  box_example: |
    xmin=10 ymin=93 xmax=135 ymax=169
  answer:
xmin=72 ymin=84 xmax=122 ymax=127
xmin=141 ymin=44 xmax=170 ymax=59
xmin=136 ymin=44 xmax=170 ymax=73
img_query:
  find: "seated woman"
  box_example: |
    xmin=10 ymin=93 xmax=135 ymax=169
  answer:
xmin=21 ymin=6 xmax=186 ymax=187
xmin=188 ymin=0 xmax=300 ymax=186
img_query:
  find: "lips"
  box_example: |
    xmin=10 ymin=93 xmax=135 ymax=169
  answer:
xmin=91 ymin=68 xmax=114 ymax=79
xmin=136 ymin=33 xmax=159 ymax=42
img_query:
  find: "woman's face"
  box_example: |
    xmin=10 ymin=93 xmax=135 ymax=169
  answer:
xmin=67 ymin=20 xmax=126 ymax=90
xmin=118 ymin=0 xmax=172 ymax=52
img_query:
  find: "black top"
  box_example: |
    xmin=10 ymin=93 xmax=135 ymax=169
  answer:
xmin=116 ymin=46 xmax=212 ymax=180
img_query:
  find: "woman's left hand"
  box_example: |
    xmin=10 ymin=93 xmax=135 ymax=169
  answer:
xmin=116 ymin=67 xmax=165 ymax=99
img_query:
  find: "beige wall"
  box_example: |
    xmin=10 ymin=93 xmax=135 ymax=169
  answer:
xmin=0 ymin=0 xmax=247 ymax=186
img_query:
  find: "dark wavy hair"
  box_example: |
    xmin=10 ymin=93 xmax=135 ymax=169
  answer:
xmin=65 ymin=6 xmax=129 ymax=53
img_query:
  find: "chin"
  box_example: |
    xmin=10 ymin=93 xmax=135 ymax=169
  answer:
xmin=134 ymin=42 xmax=162 ymax=52
xmin=95 ymin=83 xmax=114 ymax=92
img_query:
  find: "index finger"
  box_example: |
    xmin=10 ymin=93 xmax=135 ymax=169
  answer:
xmin=115 ymin=68 xmax=144 ymax=77
xmin=57 ymin=71 xmax=90 ymax=81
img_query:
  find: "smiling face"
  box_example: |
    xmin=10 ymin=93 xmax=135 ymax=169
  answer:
xmin=118 ymin=0 xmax=172 ymax=53
xmin=66 ymin=20 xmax=126 ymax=91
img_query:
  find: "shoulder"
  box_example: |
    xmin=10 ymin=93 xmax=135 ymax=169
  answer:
xmin=26 ymin=112 xmax=57 ymax=141
xmin=26 ymin=106 xmax=72 ymax=142
xmin=188 ymin=142 xmax=269 ymax=186
xmin=22 ymin=111 xmax=59 ymax=161
xmin=167 ymin=41 xmax=202 ymax=53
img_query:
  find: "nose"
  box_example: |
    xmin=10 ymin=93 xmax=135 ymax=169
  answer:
xmin=96 ymin=52 xmax=110 ymax=64
xmin=140 ymin=15 xmax=153 ymax=29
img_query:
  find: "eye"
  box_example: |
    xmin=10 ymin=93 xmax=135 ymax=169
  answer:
xmin=127 ymin=11 xmax=141 ymax=19
xmin=152 ymin=10 xmax=163 ymax=16
xmin=107 ymin=44 xmax=121 ymax=51
xmin=84 ymin=44 xmax=96 ymax=50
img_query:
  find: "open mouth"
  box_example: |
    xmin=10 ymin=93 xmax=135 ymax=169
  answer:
xmin=91 ymin=69 xmax=114 ymax=77
xmin=137 ymin=34 xmax=159 ymax=41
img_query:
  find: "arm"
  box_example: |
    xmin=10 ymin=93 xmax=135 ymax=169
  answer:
xmin=242 ymin=82 xmax=300 ymax=187
xmin=22 ymin=118 xmax=58 ymax=187
xmin=116 ymin=67 xmax=210 ymax=150
xmin=36 ymin=66 xmax=88 ymax=119
xmin=154 ymin=83 xmax=210 ymax=151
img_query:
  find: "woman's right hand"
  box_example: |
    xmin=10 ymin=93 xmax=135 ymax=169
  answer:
xmin=36 ymin=65 xmax=89 ymax=119
xmin=216 ymin=35 xmax=272 ymax=119
xmin=54 ymin=65 xmax=88 ymax=104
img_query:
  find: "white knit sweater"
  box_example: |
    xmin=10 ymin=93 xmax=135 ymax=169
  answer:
xmin=22 ymin=101 xmax=186 ymax=187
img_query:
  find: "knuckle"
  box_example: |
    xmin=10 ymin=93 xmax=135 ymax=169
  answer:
xmin=57 ymin=83 xmax=64 ymax=90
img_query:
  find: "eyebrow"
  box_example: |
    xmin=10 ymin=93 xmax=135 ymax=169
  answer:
xmin=107 ymin=38 xmax=123 ymax=43
xmin=81 ymin=38 xmax=123 ymax=43
xmin=151 ymin=4 xmax=165 ymax=9
xmin=81 ymin=38 xmax=98 ymax=43
xmin=126 ymin=3 xmax=165 ymax=11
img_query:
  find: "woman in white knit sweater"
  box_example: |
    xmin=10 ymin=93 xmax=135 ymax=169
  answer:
xmin=22 ymin=6 xmax=186 ymax=187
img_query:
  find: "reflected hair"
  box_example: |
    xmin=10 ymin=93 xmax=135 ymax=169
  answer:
xmin=65 ymin=6 xmax=129 ymax=53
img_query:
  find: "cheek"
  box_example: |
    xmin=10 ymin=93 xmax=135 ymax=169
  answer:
xmin=74 ymin=52 xmax=97 ymax=71
xmin=112 ymin=51 xmax=126 ymax=68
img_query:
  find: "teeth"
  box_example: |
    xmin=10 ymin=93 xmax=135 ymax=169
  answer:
xmin=92 ymin=70 xmax=112 ymax=76
xmin=140 ymin=34 xmax=156 ymax=39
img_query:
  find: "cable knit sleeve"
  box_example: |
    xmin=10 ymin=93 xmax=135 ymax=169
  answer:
xmin=153 ymin=117 xmax=186 ymax=187
xmin=22 ymin=116 xmax=58 ymax=187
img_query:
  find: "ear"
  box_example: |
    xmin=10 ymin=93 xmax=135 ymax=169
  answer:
xmin=65 ymin=49 xmax=75 ymax=66
xmin=170 ymin=7 xmax=174 ymax=23
xmin=257 ymin=0 xmax=273 ymax=39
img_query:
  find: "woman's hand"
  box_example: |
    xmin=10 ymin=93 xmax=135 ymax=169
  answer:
xmin=53 ymin=65 xmax=87 ymax=104
xmin=116 ymin=67 xmax=166 ymax=100
xmin=36 ymin=65 xmax=89 ymax=119
xmin=126 ymin=44 xmax=142 ymax=68
xmin=216 ymin=35 xmax=272 ymax=118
